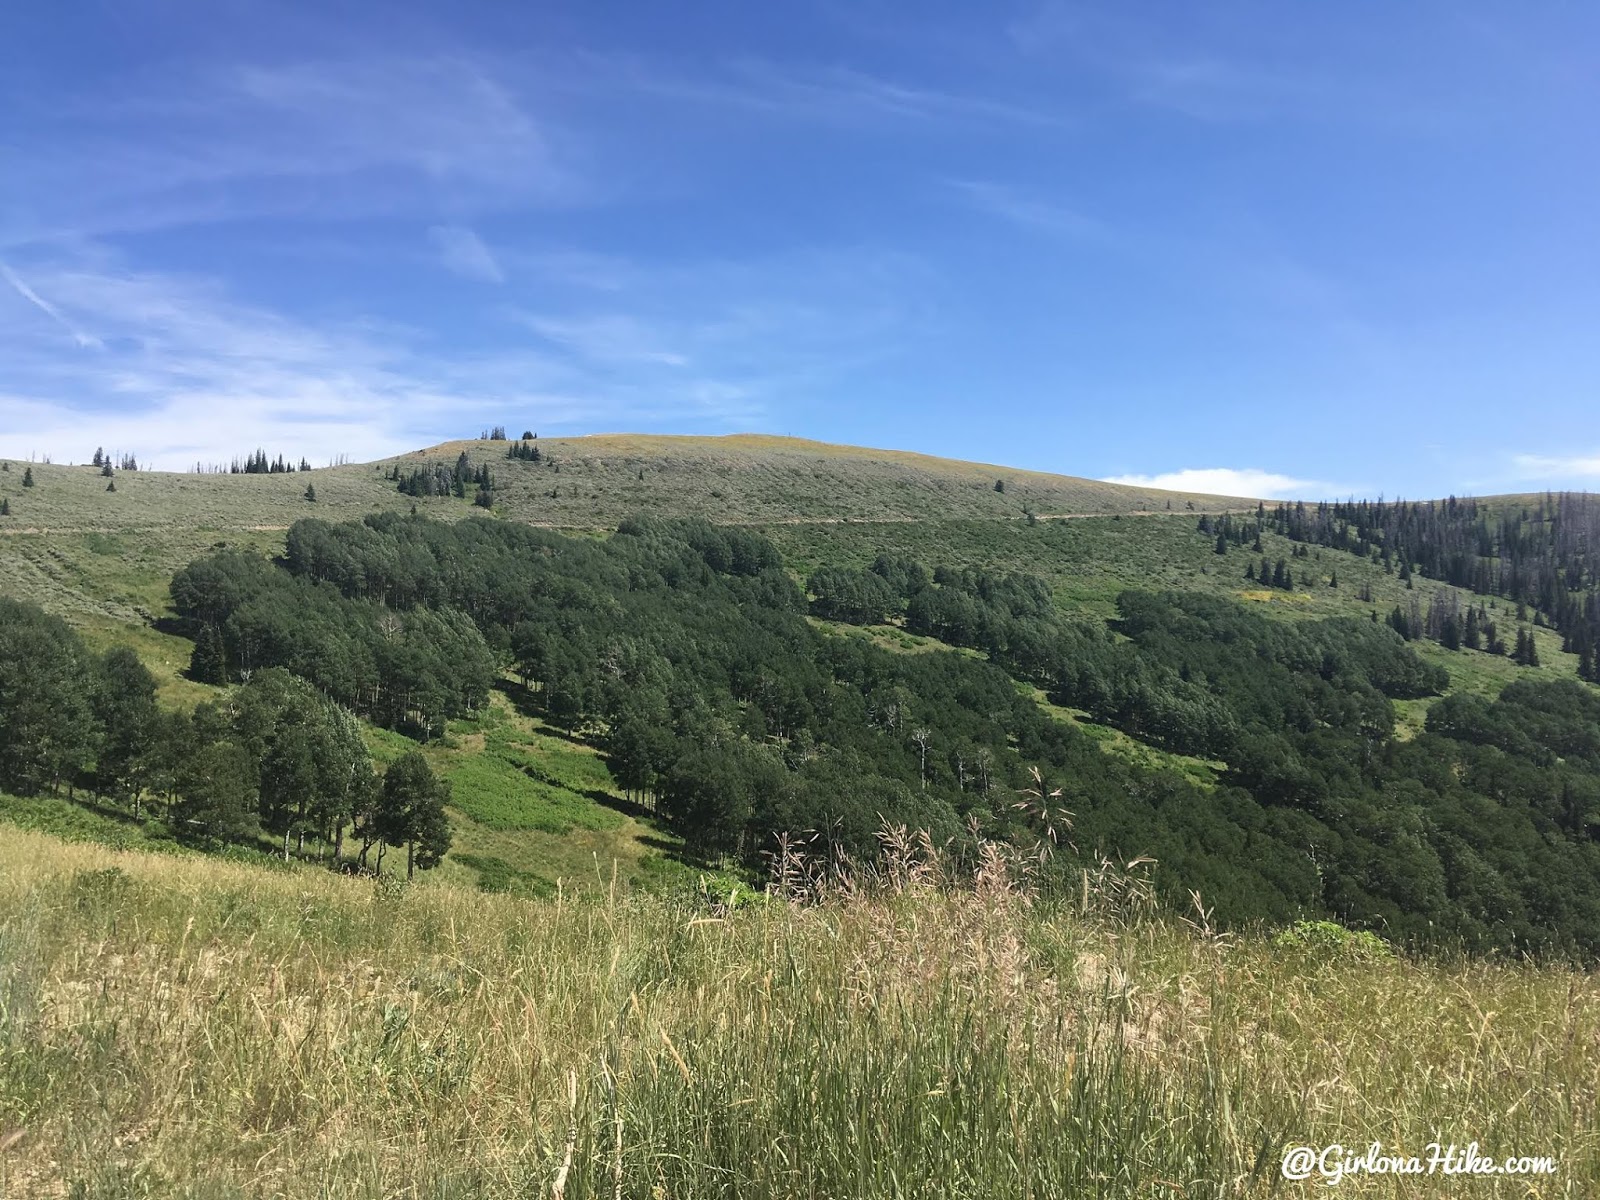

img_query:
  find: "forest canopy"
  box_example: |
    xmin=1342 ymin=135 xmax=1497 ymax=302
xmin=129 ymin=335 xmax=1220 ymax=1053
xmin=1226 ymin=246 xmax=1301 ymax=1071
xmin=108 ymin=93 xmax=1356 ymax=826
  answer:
xmin=141 ymin=513 xmax=1600 ymax=956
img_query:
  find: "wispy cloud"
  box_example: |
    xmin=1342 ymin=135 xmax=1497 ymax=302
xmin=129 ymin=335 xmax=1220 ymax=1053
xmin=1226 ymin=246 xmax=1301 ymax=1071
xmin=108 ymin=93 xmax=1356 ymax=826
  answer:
xmin=0 ymin=252 xmax=586 ymax=468
xmin=3 ymin=55 xmax=579 ymax=248
xmin=1006 ymin=3 xmax=1339 ymax=124
xmin=945 ymin=179 xmax=1104 ymax=241
xmin=0 ymin=261 xmax=103 ymax=348
xmin=429 ymin=225 xmax=504 ymax=283
xmin=577 ymin=52 xmax=1067 ymax=131
xmin=1102 ymin=467 xmax=1335 ymax=500
xmin=518 ymin=313 xmax=690 ymax=367
xmin=1510 ymin=452 xmax=1600 ymax=480
xmin=0 ymin=242 xmax=923 ymax=466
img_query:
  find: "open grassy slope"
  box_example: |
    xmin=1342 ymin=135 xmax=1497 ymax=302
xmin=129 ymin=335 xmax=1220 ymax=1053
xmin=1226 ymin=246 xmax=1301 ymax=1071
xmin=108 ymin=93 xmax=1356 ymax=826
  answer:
xmin=1 ymin=828 xmax=1594 ymax=1198
xmin=1 ymin=435 xmax=1589 ymax=898
xmin=0 ymin=433 xmax=1251 ymax=536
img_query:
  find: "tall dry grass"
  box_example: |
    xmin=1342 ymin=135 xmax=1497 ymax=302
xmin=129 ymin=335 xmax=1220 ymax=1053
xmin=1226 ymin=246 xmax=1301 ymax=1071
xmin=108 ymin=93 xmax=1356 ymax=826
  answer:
xmin=0 ymin=827 xmax=1596 ymax=1198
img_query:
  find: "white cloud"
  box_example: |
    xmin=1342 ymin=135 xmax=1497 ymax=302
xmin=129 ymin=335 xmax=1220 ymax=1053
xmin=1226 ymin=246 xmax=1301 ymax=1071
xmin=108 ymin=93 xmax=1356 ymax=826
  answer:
xmin=1511 ymin=452 xmax=1600 ymax=480
xmin=0 ymin=261 xmax=104 ymax=348
xmin=2 ymin=55 xmax=579 ymax=249
xmin=429 ymin=225 xmax=504 ymax=283
xmin=1102 ymin=467 xmax=1328 ymax=499
xmin=945 ymin=179 xmax=1104 ymax=241
xmin=0 ymin=242 xmax=920 ymax=468
xmin=0 ymin=253 xmax=587 ymax=469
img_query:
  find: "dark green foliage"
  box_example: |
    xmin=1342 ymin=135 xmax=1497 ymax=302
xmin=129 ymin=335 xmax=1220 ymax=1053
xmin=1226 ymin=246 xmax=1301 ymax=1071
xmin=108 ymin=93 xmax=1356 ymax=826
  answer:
xmin=304 ymin=483 xmax=316 ymax=502
xmin=189 ymin=623 xmax=228 ymax=684
xmin=378 ymin=750 xmax=452 ymax=877
xmin=506 ymin=440 xmax=543 ymax=463
xmin=230 ymin=449 xmax=298 ymax=474
xmin=807 ymin=567 xmax=898 ymax=624
xmin=90 ymin=647 xmax=158 ymax=805
xmin=0 ymin=498 xmax=9 ymax=516
xmin=22 ymin=467 xmax=35 ymax=487
xmin=146 ymin=510 xmax=1600 ymax=955
xmin=0 ymin=599 xmax=97 ymax=794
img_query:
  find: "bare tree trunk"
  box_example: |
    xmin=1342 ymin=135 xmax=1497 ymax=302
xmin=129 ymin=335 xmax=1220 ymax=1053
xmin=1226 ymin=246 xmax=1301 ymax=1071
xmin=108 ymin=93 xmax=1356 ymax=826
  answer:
xmin=407 ymin=841 xmax=415 ymax=880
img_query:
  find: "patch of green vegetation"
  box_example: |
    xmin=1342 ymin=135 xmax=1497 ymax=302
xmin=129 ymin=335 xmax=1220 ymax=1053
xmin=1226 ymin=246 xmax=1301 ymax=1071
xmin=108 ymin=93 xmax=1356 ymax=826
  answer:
xmin=452 ymin=852 xmax=556 ymax=898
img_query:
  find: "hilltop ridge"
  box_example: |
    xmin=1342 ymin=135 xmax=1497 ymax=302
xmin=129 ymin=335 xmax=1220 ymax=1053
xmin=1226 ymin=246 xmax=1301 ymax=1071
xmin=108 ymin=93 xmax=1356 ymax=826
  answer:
xmin=0 ymin=432 xmax=1255 ymax=537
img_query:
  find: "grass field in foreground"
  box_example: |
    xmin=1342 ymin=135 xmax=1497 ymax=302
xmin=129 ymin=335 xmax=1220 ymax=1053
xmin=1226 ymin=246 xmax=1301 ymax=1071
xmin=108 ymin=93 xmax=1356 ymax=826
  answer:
xmin=1 ymin=828 xmax=1595 ymax=1198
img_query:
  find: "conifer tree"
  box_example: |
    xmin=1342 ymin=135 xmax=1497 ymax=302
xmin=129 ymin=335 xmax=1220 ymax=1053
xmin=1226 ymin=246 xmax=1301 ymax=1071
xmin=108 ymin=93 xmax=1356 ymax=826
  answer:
xmin=21 ymin=467 xmax=34 ymax=488
xmin=190 ymin=623 xmax=228 ymax=684
xmin=304 ymin=483 xmax=316 ymax=502
xmin=92 ymin=447 xmax=104 ymax=467
xmin=0 ymin=498 xmax=8 ymax=516
xmin=106 ymin=480 xmax=115 ymax=492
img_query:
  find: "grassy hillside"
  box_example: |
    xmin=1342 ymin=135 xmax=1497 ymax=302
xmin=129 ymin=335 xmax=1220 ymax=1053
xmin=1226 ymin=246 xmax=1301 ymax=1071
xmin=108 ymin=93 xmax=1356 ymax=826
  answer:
xmin=0 ymin=434 xmax=1247 ymax=639
xmin=0 ymin=434 xmax=1250 ymax=535
xmin=1 ymin=437 xmax=1588 ymax=903
xmin=2 ymin=827 xmax=1595 ymax=1198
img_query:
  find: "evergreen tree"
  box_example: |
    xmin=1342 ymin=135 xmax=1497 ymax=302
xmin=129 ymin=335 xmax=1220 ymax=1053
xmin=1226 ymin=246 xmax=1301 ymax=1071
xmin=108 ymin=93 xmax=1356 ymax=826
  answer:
xmin=1328 ymin=570 xmax=1338 ymax=589
xmin=92 ymin=447 xmax=104 ymax=467
xmin=304 ymin=483 xmax=317 ymax=502
xmin=21 ymin=467 xmax=34 ymax=488
xmin=105 ymin=480 xmax=115 ymax=492
xmin=101 ymin=462 xmax=114 ymax=478
xmin=189 ymin=623 xmax=228 ymax=684
xmin=994 ymin=479 xmax=1005 ymax=493
xmin=1214 ymin=531 xmax=1228 ymax=555
xmin=1 ymin=498 xmax=9 ymax=516
xmin=376 ymin=750 xmax=452 ymax=879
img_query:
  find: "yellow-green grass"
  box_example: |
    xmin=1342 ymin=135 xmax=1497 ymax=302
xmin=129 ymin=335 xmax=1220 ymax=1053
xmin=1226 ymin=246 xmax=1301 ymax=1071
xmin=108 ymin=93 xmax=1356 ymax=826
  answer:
xmin=0 ymin=434 xmax=1252 ymax=541
xmin=357 ymin=692 xmax=679 ymax=898
xmin=0 ymin=827 xmax=1595 ymax=1197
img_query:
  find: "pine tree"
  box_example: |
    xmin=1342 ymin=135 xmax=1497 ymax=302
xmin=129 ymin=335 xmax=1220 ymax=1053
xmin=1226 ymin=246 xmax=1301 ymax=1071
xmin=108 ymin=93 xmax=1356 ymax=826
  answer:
xmin=1328 ymin=570 xmax=1338 ymax=588
xmin=190 ymin=624 xmax=228 ymax=684
xmin=22 ymin=467 xmax=34 ymax=488
xmin=1245 ymin=561 xmax=1256 ymax=582
xmin=101 ymin=462 xmax=113 ymax=478
xmin=1214 ymin=531 xmax=1227 ymax=555
xmin=994 ymin=479 xmax=1005 ymax=493
xmin=0 ymin=498 xmax=8 ymax=515
xmin=304 ymin=483 xmax=317 ymax=502
xmin=92 ymin=447 xmax=104 ymax=467
xmin=105 ymin=480 xmax=116 ymax=492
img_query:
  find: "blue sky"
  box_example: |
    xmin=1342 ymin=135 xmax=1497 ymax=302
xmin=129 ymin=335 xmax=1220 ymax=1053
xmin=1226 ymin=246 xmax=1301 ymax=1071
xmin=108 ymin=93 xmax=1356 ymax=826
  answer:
xmin=2 ymin=2 xmax=1598 ymax=497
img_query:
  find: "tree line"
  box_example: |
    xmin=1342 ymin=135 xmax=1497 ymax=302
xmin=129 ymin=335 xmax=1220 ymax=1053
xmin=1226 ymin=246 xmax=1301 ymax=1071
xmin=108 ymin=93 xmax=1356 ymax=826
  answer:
xmin=0 ymin=599 xmax=450 ymax=876
xmin=155 ymin=513 xmax=1600 ymax=955
xmin=1269 ymin=493 xmax=1600 ymax=681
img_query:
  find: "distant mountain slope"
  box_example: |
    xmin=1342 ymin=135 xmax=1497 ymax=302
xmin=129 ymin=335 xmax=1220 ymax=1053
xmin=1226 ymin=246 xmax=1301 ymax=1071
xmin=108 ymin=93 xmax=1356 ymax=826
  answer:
xmin=0 ymin=433 xmax=1255 ymax=538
